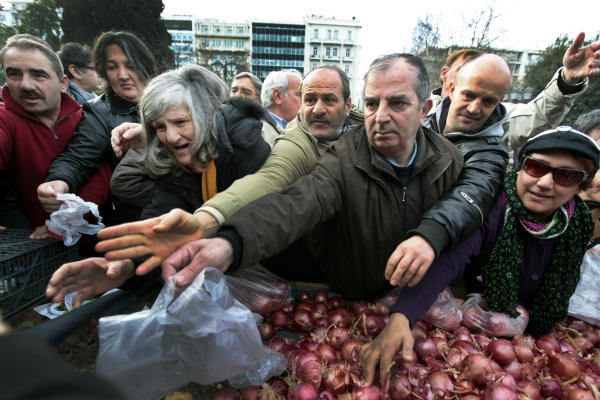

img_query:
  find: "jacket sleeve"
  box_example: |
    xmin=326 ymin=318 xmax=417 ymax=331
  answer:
xmin=222 ymin=147 xmax=344 ymax=269
xmin=110 ymin=149 xmax=156 ymax=207
xmin=0 ymin=117 xmax=12 ymax=171
xmin=502 ymin=68 xmax=587 ymax=152
xmin=76 ymin=161 xmax=112 ymax=208
xmin=45 ymin=105 xmax=112 ymax=192
xmin=408 ymin=138 xmax=508 ymax=256
xmin=199 ymin=133 xmax=319 ymax=224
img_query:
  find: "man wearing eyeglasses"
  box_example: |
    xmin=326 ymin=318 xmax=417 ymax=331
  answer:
xmin=58 ymin=43 xmax=100 ymax=105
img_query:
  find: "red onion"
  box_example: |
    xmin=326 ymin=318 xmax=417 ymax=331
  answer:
xmin=462 ymin=354 xmax=493 ymax=384
xmin=240 ymin=386 xmax=261 ymax=400
xmin=327 ymin=327 xmax=350 ymax=350
xmin=271 ymin=310 xmax=290 ymax=329
xmin=293 ymin=309 xmax=314 ymax=332
xmin=289 ymin=383 xmax=319 ymax=400
xmin=452 ymin=339 xmax=477 ymax=354
xmin=214 ymin=388 xmax=239 ymax=400
xmin=516 ymin=380 xmax=541 ymax=400
xmin=258 ymin=384 xmax=285 ymax=400
xmin=316 ymin=343 xmax=338 ymax=363
xmin=379 ymin=290 xmax=399 ymax=307
xmin=318 ymin=391 xmax=335 ymax=400
xmin=411 ymin=322 xmax=428 ymax=338
xmin=298 ymin=337 xmax=319 ymax=353
xmin=388 ymin=374 xmax=411 ymax=400
xmin=496 ymin=374 xmax=516 ymax=391
xmin=567 ymin=389 xmax=594 ymax=400
xmin=428 ymin=371 xmax=454 ymax=397
xmin=548 ymin=353 xmax=581 ymax=378
xmin=484 ymin=384 xmax=517 ymax=400
xmin=268 ymin=377 xmax=288 ymax=397
xmin=351 ymin=301 xmax=370 ymax=317
xmin=503 ymin=359 xmax=522 ymax=379
xmin=454 ymin=326 xmax=472 ymax=341
xmin=540 ymin=377 xmax=562 ymax=399
xmin=341 ymin=339 xmax=362 ymax=363
xmin=490 ymin=359 xmax=502 ymax=372
xmin=473 ymin=333 xmax=492 ymax=350
xmin=514 ymin=344 xmax=534 ymax=363
xmin=314 ymin=291 xmax=329 ymax=304
xmin=487 ymin=339 xmax=517 ymax=365
xmin=296 ymin=301 xmax=315 ymax=313
xmin=327 ymin=308 xmax=352 ymax=329
xmin=313 ymin=317 xmax=328 ymax=329
xmin=329 ymin=296 xmax=346 ymax=309
xmin=322 ymin=366 xmax=349 ymax=395
xmin=363 ymin=314 xmax=386 ymax=336
xmin=432 ymin=337 xmax=449 ymax=355
xmin=536 ymin=335 xmax=560 ymax=354
xmin=282 ymin=303 xmax=294 ymax=313
xmin=289 ymin=350 xmax=321 ymax=389
xmin=298 ymin=292 xmax=312 ymax=302
xmin=446 ymin=349 xmax=467 ymax=368
xmin=372 ymin=301 xmax=390 ymax=315
xmin=414 ymin=337 xmax=438 ymax=360
xmin=569 ymin=320 xmax=588 ymax=332
xmin=267 ymin=337 xmax=289 ymax=353
xmin=258 ymin=323 xmax=274 ymax=340
xmin=352 ymin=385 xmax=382 ymax=400
xmin=574 ymin=337 xmax=594 ymax=355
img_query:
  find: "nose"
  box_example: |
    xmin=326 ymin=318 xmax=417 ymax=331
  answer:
xmin=117 ymin=65 xmax=129 ymax=80
xmin=536 ymin=170 xmax=555 ymax=188
xmin=20 ymin=74 xmax=35 ymax=90
xmin=313 ymin=98 xmax=326 ymax=115
xmin=466 ymin=98 xmax=482 ymax=115
xmin=165 ymin=125 xmax=181 ymax=145
xmin=375 ymin=103 xmax=390 ymax=123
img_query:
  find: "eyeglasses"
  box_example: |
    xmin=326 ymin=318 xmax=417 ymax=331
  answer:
xmin=522 ymin=155 xmax=588 ymax=186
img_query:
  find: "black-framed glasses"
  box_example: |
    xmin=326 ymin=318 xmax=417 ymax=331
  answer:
xmin=522 ymin=155 xmax=588 ymax=186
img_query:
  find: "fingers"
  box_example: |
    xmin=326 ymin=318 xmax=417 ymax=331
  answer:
xmin=111 ymin=122 xmax=143 ymax=157
xmin=173 ymin=262 xmax=207 ymax=287
xmin=29 ymin=225 xmax=49 ymax=240
xmin=569 ymin=32 xmax=586 ymax=55
xmin=407 ymin=259 xmax=433 ymax=287
xmin=359 ymin=343 xmax=379 ymax=387
xmin=104 ymin=245 xmax=151 ymax=262
xmin=399 ymin=330 xmax=415 ymax=363
xmin=97 ymin=217 xmax=160 ymax=240
xmin=153 ymin=209 xmax=186 ymax=232
xmin=135 ymin=255 xmax=162 ymax=276
xmin=385 ymin=245 xmax=405 ymax=281
xmin=106 ymin=259 xmax=135 ymax=279
xmin=378 ymin=342 xmax=396 ymax=385
xmin=97 ymin=234 xmax=147 ymax=253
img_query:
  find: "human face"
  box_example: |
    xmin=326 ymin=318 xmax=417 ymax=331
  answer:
xmin=364 ymin=60 xmax=431 ymax=165
xmin=440 ymin=54 xmax=470 ymax=98
xmin=105 ymin=44 xmax=145 ymax=104
xmin=77 ymin=64 xmax=101 ymax=93
xmin=230 ymin=77 xmax=258 ymax=101
xmin=300 ymin=68 xmax=350 ymax=141
xmin=2 ymin=48 xmax=66 ymax=124
xmin=153 ymin=106 xmax=195 ymax=168
xmin=278 ymin=74 xmax=301 ymax=122
xmin=517 ymin=151 xmax=584 ymax=220
xmin=444 ymin=67 xmax=507 ymax=134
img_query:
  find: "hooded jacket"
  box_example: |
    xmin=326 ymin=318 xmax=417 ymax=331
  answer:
xmin=409 ymin=97 xmax=508 ymax=255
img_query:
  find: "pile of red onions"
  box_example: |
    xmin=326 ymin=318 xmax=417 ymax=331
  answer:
xmin=215 ymin=290 xmax=600 ymax=400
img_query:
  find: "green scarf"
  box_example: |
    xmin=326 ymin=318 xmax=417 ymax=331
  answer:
xmin=483 ymin=170 xmax=593 ymax=337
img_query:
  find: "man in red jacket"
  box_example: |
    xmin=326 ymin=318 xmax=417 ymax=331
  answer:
xmin=0 ymin=34 xmax=110 ymax=238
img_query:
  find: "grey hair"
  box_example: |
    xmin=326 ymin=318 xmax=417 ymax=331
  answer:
xmin=141 ymin=65 xmax=229 ymax=176
xmin=233 ymin=71 xmax=263 ymax=100
xmin=261 ymin=69 xmax=302 ymax=108
xmin=0 ymin=34 xmax=64 ymax=81
xmin=574 ymin=109 xmax=600 ymax=135
xmin=363 ymin=53 xmax=429 ymax=109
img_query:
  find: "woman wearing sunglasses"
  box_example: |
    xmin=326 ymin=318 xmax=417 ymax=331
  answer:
xmin=369 ymin=127 xmax=600 ymax=363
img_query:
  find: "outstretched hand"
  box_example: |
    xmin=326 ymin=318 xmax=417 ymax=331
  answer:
xmin=45 ymin=258 xmax=134 ymax=309
xmin=111 ymin=122 xmax=144 ymax=158
xmin=563 ymin=32 xmax=600 ymax=84
xmin=95 ymin=208 xmax=205 ymax=275
xmin=162 ymin=238 xmax=233 ymax=287
xmin=385 ymin=235 xmax=435 ymax=287
xmin=360 ymin=313 xmax=414 ymax=386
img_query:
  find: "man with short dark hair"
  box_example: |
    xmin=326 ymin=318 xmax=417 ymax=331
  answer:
xmin=230 ymin=71 xmax=262 ymax=103
xmin=58 ymin=42 xmax=100 ymax=104
xmin=0 ymin=34 xmax=109 ymax=238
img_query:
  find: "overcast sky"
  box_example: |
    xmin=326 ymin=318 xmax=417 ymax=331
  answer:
xmin=163 ymin=0 xmax=598 ymax=76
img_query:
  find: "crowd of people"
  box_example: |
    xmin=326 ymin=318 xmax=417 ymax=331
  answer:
xmin=1 ymin=28 xmax=600 ymax=393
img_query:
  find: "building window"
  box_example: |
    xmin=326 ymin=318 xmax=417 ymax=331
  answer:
xmin=333 ymin=47 xmax=338 ymax=57
xmin=202 ymin=25 xmax=209 ymax=33
xmin=212 ymin=39 xmax=221 ymax=46
xmin=237 ymin=26 xmax=245 ymax=34
xmin=226 ymin=26 xmax=232 ymax=34
xmin=311 ymin=62 xmax=318 ymax=70
xmin=325 ymin=47 xmax=331 ymax=57
xmin=224 ymin=40 xmax=232 ymax=47
xmin=334 ymin=30 xmax=339 ymax=40
xmin=214 ymin=55 xmax=221 ymax=61
xmin=214 ymin=26 xmax=221 ymax=33
xmin=312 ymin=46 xmax=318 ymax=57
xmin=345 ymin=47 xmax=351 ymax=57
xmin=313 ymin=29 xmax=318 ymax=39
xmin=201 ymin=39 xmax=210 ymax=46
xmin=344 ymin=65 xmax=350 ymax=75
xmin=347 ymin=30 xmax=352 ymax=41
xmin=236 ymin=41 xmax=244 ymax=47
xmin=327 ymin=29 xmax=332 ymax=39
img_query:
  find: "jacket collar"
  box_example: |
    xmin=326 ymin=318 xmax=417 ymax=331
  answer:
xmin=1 ymin=84 xmax=81 ymax=125
xmin=429 ymin=96 xmax=507 ymax=138
xmin=105 ymin=89 xmax=139 ymax=114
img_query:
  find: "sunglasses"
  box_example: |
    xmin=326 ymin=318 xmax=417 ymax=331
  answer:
xmin=522 ymin=155 xmax=588 ymax=186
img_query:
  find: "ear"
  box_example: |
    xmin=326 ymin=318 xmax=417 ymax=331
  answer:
xmin=68 ymin=64 xmax=81 ymax=81
xmin=440 ymin=66 xmax=449 ymax=85
xmin=420 ymin=98 xmax=433 ymax=125
xmin=448 ymin=80 xmax=456 ymax=99
xmin=60 ymin=74 xmax=69 ymax=93
xmin=344 ymin=97 xmax=351 ymax=117
xmin=273 ymin=88 xmax=283 ymax=105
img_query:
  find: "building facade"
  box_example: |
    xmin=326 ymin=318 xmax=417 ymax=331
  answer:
xmin=162 ymin=14 xmax=195 ymax=67
xmin=194 ymin=18 xmax=251 ymax=85
xmin=304 ymin=15 xmax=361 ymax=104
xmin=251 ymin=21 xmax=305 ymax=81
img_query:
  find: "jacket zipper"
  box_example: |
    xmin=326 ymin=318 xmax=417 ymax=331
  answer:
xmin=459 ymin=191 xmax=484 ymax=224
xmin=402 ymin=186 xmax=407 ymax=203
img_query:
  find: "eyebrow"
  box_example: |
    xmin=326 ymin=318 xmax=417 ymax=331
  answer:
xmin=5 ymin=66 xmax=50 ymax=76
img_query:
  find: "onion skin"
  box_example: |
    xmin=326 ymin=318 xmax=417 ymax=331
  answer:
xmin=240 ymin=386 xmax=261 ymax=400
xmin=428 ymin=371 xmax=454 ymax=397
xmin=258 ymin=323 xmax=275 ymax=340
xmin=503 ymin=359 xmax=522 ymax=379
xmin=341 ymin=339 xmax=362 ymax=363
xmin=514 ymin=344 xmax=534 ymax=363
xmin=414 ymin=337 xmax=438 ymax=360
xmin=487 ymin=339 xmax=517 ymax=365
xmin=271 ymin=310 xmax=290 ymax=329
xmin=327 ymin=327 xmax=350 ymax=350
xmin=484 ymin=384 xmax=518 ymax=400
xmin=540 ymin=378 xmax=562 ymax=400
xmin=567 ymin=389 xmax=594 ymax=400
xmin=574 ymin=337 xmax=594 ymax=355
xmin=314 ymin=291 xmax=329 ymax=304
xmin=536 ymin=335 xmax=560 ymax=354
xmin=289 ymin=383 xmax=319 ymax=400
xmin=388 ymin=375 xmax=411 ymax=400
xmin=548 ymin=353 xmax=581 ymax=379
xmin=516 ymin=380 xmax=541 ymax=400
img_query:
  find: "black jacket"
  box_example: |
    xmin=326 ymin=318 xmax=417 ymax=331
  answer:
xmin=409 ymin=97 xmax=509 ymax=255
xmin=45 ymin=91 xmax=139 ymax=192
xmin=141 ymin=97 xmax=271 ymax=219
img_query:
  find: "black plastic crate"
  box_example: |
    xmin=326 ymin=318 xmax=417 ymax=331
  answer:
xmin=0 ymin=229 xmax=78 ymax=319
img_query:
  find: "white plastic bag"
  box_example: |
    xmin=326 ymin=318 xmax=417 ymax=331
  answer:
xmin=568 ymin=245 xmax=600 ymax=326
xmin=95 ymin=268 xmax=283 ymax=400
xmin=45 ymin=193 xmax=104 ymax=246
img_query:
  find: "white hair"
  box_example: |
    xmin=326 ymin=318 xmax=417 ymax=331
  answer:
xmin=261 ymin=69 xmax=302 ymax=108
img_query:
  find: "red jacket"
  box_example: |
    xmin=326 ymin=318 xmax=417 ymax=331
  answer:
xmin=0 ymin=85 xmax=111 ymax=228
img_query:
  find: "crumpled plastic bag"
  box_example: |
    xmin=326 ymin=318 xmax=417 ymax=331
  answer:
xmin=568 ymin=245 xmax=600 ymax=326
xmin=95 ymin=268 xmax=285 ymax=400
xmin=422 ymin=288 xmax=464 ymax=331
xmin=460 ymin=293 xmax=529 ymax=338
xmin=225 ymin=266 xmax=292 ymax=314
xmin=227 ymin=346 xmax=287 ymax=388
xmin=45 ymin=193 xmax=104 ymax=246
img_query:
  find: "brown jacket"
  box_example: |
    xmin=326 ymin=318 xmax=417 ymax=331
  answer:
xmin=224 ymin=125 xmax=463 ymax=300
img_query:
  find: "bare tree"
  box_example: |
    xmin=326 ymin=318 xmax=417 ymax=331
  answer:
xmin=464 ymin=6 xmax=505 ymax=49
xmin=411 ymin=13 xmax=441 ymax=54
